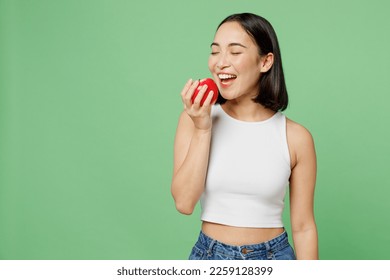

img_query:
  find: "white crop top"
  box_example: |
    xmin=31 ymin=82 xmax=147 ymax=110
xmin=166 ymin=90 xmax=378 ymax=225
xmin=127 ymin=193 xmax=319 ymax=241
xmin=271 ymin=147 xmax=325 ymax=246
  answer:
xmin=200 ymin=104 xmax=291 ymax=228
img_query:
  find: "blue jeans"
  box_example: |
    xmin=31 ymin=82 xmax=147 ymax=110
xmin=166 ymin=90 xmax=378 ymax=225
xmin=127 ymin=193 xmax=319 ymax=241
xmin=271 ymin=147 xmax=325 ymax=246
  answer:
xmin=189 ymin=230 xmax=296 ymax=260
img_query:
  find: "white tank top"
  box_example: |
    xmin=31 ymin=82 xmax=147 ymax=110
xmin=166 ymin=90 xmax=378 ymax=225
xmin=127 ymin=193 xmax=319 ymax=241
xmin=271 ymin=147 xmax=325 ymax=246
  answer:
xmin=200 ymin=104 xmax=291 ymax=228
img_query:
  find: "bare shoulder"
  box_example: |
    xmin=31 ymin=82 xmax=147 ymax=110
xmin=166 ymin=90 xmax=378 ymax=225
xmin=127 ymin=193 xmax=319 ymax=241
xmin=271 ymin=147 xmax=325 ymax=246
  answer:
xmin=286 ymin=118 xmax=315 ymax=168
xmin=286 ymin=118 xmax=314 ymax=143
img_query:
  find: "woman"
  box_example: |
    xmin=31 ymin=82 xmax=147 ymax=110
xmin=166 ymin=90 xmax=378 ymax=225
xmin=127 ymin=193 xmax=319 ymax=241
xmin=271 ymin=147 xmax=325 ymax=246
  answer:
xmin=171 ymin=13 xmax=318 ymax=260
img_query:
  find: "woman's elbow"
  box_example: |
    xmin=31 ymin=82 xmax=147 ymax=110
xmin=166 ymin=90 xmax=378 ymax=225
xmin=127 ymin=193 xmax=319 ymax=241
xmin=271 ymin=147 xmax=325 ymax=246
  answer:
xmin=291 ymin=219 xmax=317 ymax=234
xmin=174 ymin=200 xmax=195 ymax=215
xmin=171 ymin=183 xmax=197 ymax=215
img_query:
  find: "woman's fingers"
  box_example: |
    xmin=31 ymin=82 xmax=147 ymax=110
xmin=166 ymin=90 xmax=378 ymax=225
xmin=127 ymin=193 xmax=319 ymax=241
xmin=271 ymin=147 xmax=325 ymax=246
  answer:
xmin=180 ymin=79 xmax=214 ymax=117
xmin=192 ymin=84 xmax=208 ymax=106
xmin=201 ymin=90 xmax=215 ymax=107
xmin=179 ymin=79 xmax=214 ymax=130
xmin=182 ymin=79 xmax=200 ymax=107
xmin=180 ymin=79 xmax=193 ymax=98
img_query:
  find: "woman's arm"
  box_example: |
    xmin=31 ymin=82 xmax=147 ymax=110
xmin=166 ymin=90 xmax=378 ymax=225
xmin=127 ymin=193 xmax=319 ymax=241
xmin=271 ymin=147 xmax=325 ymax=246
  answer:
xmin=287 ymin=119 xmax=319 ymax=259
xmin=171 ymin=79 xmax=216 ymax=215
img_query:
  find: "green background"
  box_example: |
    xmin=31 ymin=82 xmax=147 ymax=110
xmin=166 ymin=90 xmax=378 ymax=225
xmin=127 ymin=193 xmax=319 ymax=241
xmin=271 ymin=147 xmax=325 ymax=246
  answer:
xmin=1 ymin=0 xmax=389 ymax=260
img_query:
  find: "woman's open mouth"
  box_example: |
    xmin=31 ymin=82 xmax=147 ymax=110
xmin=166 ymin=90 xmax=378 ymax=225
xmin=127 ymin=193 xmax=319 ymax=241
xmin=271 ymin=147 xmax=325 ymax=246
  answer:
xmin=218 ymin=73 xmax=237 ymax=87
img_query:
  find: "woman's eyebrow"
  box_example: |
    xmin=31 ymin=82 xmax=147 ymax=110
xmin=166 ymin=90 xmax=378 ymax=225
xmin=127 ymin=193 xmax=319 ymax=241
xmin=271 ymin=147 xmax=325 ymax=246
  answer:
xmin=210 ymin=42 xmax=247 ymax=48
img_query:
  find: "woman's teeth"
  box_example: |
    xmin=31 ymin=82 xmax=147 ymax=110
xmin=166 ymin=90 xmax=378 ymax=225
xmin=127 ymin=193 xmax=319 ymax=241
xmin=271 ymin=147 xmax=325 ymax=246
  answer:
xmin=218 ymin=74 xmax=237 ymax=80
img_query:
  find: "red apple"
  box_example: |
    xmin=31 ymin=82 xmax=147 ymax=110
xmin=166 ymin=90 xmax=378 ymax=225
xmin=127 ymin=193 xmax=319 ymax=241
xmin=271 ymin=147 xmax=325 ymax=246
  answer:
xmin=191 ymin=78 xmax=219 ymax=106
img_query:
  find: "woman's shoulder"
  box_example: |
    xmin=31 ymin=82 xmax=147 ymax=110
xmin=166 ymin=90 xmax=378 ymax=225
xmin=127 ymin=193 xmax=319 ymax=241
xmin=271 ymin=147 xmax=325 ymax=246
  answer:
xmin=285 ymin=117 xmax=315 ymax=168
xmin=285 ymin=117 xmax=313 ymax=141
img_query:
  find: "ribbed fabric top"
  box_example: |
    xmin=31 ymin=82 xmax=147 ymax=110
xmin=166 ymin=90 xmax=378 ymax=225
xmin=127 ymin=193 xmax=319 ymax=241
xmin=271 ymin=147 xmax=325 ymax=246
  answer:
xmin=200 ymin=104 xmax=291 ymax=228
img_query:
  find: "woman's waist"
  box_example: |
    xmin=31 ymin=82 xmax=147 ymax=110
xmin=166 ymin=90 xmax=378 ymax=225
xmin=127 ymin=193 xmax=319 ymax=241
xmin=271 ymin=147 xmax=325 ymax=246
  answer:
xmin=201 ymin=221 xmax=285 ymax=246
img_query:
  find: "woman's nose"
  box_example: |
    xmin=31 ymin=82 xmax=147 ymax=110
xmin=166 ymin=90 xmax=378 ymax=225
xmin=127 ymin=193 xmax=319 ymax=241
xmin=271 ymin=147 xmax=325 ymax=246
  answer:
xmin=217 ymin=53 xmax=230 ymax=69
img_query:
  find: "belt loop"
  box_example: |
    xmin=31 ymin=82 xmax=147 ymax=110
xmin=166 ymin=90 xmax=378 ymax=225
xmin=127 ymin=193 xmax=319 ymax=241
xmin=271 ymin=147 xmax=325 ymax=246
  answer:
xmin=265 ymin=241 xmax=271 ymax=251
xmin=265 ymin=241 xmax=273 ymax=260
xmin=207 ymin=239 xmax=216 ymax=257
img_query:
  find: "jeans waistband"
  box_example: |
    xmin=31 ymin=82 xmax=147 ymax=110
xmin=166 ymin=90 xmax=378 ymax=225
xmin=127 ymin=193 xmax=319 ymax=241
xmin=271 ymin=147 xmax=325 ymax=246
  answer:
xmin=197 ymin=230 xmax=289 ymax=255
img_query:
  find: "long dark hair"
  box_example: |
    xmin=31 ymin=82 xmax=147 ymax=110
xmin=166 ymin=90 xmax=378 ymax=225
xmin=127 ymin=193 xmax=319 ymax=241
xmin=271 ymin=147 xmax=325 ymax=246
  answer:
xmin=215 ymin=13 xmax=288 ymax=111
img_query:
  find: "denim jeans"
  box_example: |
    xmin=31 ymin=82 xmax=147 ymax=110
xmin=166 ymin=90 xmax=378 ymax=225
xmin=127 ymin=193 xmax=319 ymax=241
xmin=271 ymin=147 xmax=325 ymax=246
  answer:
xmin=189 ymin=230 xmax=296 ymax=260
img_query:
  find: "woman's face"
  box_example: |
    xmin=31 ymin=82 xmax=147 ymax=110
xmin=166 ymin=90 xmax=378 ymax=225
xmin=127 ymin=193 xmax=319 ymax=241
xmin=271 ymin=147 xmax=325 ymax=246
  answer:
xmin=208 ymin=21 xmax=268 ymax=101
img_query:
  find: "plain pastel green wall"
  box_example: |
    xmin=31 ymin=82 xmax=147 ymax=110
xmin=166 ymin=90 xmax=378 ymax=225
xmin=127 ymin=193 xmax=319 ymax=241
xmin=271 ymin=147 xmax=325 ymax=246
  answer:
xmin=1 ymin=0 xmax=390 ymax=259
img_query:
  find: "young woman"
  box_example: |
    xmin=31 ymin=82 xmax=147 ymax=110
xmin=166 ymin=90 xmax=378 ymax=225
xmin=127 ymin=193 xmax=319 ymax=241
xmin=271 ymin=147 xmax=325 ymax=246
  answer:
xmin=171 ymin=13 xmax=318 ymax=260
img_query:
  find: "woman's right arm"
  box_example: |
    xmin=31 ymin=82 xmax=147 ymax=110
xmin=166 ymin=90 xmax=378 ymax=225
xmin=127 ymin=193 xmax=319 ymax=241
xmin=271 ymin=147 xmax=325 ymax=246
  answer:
xmin=171 ymin=79 xmax=216 ymax=215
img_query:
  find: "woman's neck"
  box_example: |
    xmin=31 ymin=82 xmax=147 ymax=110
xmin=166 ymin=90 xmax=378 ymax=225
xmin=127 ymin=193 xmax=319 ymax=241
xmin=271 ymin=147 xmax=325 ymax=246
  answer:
xmin=222 ymin=99 xmax=275 ymax=122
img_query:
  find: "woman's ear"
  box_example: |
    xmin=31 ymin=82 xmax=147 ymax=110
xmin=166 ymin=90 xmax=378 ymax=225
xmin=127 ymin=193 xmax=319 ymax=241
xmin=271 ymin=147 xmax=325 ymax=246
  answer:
xmin=259 ymin=52 xmax=274 ymax=73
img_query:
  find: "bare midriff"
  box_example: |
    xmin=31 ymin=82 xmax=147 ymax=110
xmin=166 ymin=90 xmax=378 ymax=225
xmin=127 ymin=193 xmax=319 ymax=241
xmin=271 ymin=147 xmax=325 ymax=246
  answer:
xmin=202 ymin=221 xmax=285 ymax=246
